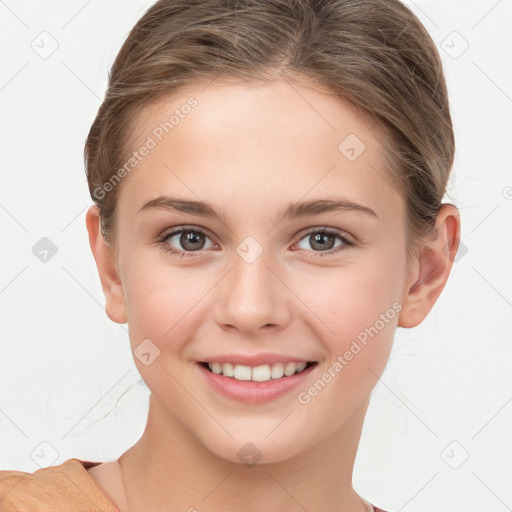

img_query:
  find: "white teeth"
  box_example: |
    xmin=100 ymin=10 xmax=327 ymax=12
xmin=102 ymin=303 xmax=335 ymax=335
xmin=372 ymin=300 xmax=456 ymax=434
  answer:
xmin=222 ymin=362 xmax=234 ymax=377
xmin=252 ymin=365 xmax=271 ymax=382
xmin=295 ymin=361 xmax=307 ymax=373
xmin=284 ymin=362 xmax=296 ymax=376
xmin=211 ymin=362 xmax=222 ymax=374
xmin=270 ymin=363 xmax=284 ymax=379
xmin=233 ymin=365 xmax=252 ymax=381
xmin=205 ymin=361 xmax=311 ymax=382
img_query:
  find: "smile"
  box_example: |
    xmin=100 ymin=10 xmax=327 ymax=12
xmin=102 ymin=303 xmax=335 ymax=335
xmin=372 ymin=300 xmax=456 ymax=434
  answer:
xmin=199 ymin=361 xmax=316 ymax=382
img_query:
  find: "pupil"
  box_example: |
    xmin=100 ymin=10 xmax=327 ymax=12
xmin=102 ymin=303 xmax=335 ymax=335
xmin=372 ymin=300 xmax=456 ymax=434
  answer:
xmin=182 ymin=231 xmax=204 ymax=250
xmin=311 ymin=233 xmax=334 ymax=251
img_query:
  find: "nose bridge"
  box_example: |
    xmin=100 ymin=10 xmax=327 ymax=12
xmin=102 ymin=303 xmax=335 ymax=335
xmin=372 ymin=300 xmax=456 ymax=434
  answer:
xmin=215 ymin=236 xmax=289 ymax=332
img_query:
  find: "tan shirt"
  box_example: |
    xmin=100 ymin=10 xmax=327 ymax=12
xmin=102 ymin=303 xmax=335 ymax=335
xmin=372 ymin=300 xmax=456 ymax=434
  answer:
xmin=0 ymin=458 xmax=119 ymax=512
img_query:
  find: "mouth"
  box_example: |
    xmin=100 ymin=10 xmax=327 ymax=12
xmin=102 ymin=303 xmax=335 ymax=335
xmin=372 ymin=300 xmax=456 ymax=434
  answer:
xmin=199 ymin=360 xmax=318 ymax=382
xmin=196 ymin=358 xmax=319 ymax=403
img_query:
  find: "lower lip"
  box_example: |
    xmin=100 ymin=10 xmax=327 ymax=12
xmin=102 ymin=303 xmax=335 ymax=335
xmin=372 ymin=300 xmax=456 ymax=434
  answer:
xmin=196 ymin=363 xmax=316 ymax=404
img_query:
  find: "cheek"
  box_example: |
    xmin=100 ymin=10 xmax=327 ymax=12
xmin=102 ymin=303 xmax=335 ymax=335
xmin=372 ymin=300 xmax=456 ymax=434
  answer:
xmin=121 ymin=264 xmax=208 ymax=396
xmin=122 ymin=258 xmax=216 ymax=351
xmin=291 ymin=247 xmax=405 ymax=402
xmin=301 ymin=253 xmax=404 ymax=341
xmin=292 ymin=260 xmax=402 ymax=425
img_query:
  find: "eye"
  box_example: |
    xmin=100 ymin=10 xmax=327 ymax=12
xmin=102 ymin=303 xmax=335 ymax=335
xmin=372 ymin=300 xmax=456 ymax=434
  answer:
xmin=158 ymin=226 xmax=217 ymax=257
xmin=294 ymin=228 xmax=353 ymax=257
xmin=158 ymin=226 xmax=354 ymax=258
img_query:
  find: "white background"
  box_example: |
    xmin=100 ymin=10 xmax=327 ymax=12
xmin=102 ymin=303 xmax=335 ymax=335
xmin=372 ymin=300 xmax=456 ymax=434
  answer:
xmin=0 ymin=1 xmax=511 ymax=511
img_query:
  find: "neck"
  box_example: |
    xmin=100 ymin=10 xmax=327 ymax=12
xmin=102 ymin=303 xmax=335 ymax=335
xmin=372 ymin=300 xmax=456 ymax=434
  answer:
xmin=119 ymin=393 xmax=371 ymax=512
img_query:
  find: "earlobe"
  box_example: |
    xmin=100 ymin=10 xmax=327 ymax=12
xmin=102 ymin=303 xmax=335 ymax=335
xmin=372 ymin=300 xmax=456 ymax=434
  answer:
xmin=85 ymin=205 xmax=128 ymax=325
xmin=398 ymin=204 xmax=461 ymax=328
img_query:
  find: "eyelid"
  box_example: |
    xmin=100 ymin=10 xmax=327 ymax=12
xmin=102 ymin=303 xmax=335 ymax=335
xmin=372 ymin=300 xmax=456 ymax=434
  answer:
xmin=158 ymin=224 xmax=356 ymax=259
xmin=295 ymin=226 xmax=356 ymax=245
xmin=159 ymin=225 xmax=355 ymax=246
xmin=159 ymin=225 xmax=219 ymax=250
xmin=160 ymin=225 xmax=216 ymax=242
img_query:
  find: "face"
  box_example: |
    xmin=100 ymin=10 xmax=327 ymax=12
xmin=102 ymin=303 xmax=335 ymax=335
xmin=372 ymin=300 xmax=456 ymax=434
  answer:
xmin=105 ymin=77 xmax=417 ymax=464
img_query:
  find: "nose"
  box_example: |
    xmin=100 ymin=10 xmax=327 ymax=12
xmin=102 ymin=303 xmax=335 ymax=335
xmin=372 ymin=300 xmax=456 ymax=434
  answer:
xmin=213 ymin=247 xmax=291 ymax=335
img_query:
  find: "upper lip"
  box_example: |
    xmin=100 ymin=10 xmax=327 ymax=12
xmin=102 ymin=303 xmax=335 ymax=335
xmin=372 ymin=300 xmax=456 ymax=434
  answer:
xmin=199 ymin=353 xmax=315 ymax=366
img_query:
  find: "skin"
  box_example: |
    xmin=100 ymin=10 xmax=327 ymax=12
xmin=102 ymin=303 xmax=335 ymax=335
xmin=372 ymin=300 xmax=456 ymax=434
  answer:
xmin=85 ymin=77 xmax=460 ymax=512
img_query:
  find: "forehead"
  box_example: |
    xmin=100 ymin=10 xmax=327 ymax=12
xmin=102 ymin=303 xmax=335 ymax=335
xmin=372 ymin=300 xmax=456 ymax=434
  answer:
xmin=117 ymin=77 xmax=402 ymax=223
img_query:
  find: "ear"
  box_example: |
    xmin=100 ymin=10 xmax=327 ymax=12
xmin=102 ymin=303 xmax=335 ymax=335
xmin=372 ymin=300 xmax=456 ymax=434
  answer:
xmin=85 ymin=205 xmax=127 ymax=324
xmin=398 ymin=204 xmax=461 ymax=328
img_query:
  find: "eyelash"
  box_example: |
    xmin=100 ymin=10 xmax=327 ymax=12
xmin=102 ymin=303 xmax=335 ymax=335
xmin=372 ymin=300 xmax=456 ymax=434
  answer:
xmin=157 ymin=226 xmax=354 ymax=259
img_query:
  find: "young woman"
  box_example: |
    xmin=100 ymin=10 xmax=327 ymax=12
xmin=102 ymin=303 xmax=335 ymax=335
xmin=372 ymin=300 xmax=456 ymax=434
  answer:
xmin=0 ymin=1 xmax=460 ymax=511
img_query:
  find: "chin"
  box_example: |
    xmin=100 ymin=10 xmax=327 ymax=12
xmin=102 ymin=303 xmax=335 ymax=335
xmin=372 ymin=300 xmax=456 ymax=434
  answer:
xmin=202 ymin=433 xmax=306 ymax=467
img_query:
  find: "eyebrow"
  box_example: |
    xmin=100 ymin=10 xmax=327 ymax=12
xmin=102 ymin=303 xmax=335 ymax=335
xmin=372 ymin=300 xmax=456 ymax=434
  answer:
xmin=138 ymin=195 xmax=378 ymax=220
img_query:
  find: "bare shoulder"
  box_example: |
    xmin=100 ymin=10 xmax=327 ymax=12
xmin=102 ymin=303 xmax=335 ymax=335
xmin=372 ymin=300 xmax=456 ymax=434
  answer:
xmin=87 ymin=460 xmax=118 ymax=479
xmin=87 ymin=460 xmax=129 ymax=512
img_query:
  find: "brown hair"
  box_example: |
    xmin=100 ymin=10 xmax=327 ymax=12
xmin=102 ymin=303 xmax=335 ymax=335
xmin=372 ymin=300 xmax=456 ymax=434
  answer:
xmin=84 ymin=0 xmax=455 ymax=254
